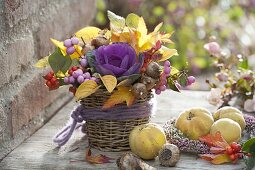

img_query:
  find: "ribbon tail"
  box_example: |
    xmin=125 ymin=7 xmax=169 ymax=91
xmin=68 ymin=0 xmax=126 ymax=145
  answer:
xmin=53 ymin=119 xmax=77 ymax=146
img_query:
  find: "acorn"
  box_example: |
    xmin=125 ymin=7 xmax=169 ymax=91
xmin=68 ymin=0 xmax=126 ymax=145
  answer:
xmin=158 ymin=143 xmax=180 ymax=167
xmin=131 ymin=83 xmax=147 ymax=99
xmin=140 ymin=74 xmax=158 ymax=90
xmin=91 ymin=36 xmax=110 ymax=48
xmin=146 ymin=62 xmax=161 ymax=79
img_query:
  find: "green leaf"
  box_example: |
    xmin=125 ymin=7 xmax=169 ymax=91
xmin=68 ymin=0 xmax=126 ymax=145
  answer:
xmin=179 ymin=74 xmax=187 ymax=87
xmin=107 ymin=10 xmax=125 ymax=31
xmin=238 ymin=59 xmax=249 ymax=70
xmin=167 ymin=77 xmax=180 ymax=92
xmin=48 ymin=48 xmax=72 ymax=74
xmin=117 ymin=74 xmax=141 ymax=86
xmin=126 ymin=13 xmax=140 ymax=28
xmin=242 ymin=137 xmax=255 ymax=155
xmin=86 ymin=51 xmax=96 ymax=73
xmin=237 ymin=78 xmax=251 ymax=92
xmin=170 ymin=66 xmax=179 ymax=75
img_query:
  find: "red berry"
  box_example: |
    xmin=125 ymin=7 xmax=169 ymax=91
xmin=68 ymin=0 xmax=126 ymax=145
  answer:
xmin=226 ymin=146 xmax=233 ymax=155
xmin=44 ymin=72 xmax=53 ymax=80
xmin=50 ymin=77 xmax=57 ymax=84
xmin=229 ymin=154 xmax=237 ymax=161
xmin=68 ymin=69 xmax=73 ymax=75
xmin=230 ymin=142 xmax=241 ymax=152
xmin=71 ymin=66 xmax=78 ymax=71
xmin=46 ymin=80 xmax=52 ymax=87
xmin=50 ymin=71 xmax=54 ymax=75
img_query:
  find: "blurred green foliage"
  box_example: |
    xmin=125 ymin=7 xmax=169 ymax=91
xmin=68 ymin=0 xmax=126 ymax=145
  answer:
xmin=93 ymin=0 xmax=255 ymax=73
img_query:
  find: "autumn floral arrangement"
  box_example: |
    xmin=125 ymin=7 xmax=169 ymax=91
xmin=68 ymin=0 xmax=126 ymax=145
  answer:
xmin=35 ymin=11 xmax=195 ymax=151
xmin=204 ymin=38 xmax=255 ymax=113
xmin=163 ymin=106 xmax=255 ymax=169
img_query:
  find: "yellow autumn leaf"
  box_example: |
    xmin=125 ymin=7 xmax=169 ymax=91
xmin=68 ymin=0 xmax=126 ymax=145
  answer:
xmin=34 ymin=56 xmax=49 ymax=68
xmin=154 ymin=22 xmax=163 ymax=32
xmin=157 ymin=48 xmax=178 ymax=62
xmin=137 ymin=17 xmax=147 ymax=37
xmin=75 ymin=80 xmax=100 ymax=101
xmin=100 ymin=75 xmax=117 ymax=93
xmin=103 ymin=86 xmax=136 ymax=109
xmin=50 ymin=38 xmax=66 ymax=55
xmin=75 ymin=26 xmax=101 ymax=43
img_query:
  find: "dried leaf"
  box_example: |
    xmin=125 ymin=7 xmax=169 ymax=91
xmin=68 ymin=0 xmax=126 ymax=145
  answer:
xmin=75 ymin=80 xmax=100 ymax=100
xmin=200 ymin=154 xmax=231 ymax=165
xmin=210 ymin=146 xmax=225 ymax=154
xmin=211 ymin=154 xmax=231 ymax=164
xmin=103 ymin=86 xmax=136 ymax=109
xmin=85 ymin=148 xmax=113 ymax=164
xmin=199 ymin=154 xmax=216 ymax=161
xmin=199 ymin=131 xmax=228 ymax=148
xmin=34 ymin=56 xmax=49 ymax=68
xmin=100 ymin=75 xmax=117 ymax=93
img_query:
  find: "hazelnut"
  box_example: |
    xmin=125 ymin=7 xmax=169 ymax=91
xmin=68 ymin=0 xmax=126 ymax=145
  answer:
xmin=140 ymin=74 xmax=158 ymax=90
xmin=91 ymin=37 xmax=110 ymax=48
xmin=146 ymin=62 xmax=161 ymax=79
xmin=131 ymin=83 xmax=147 ymax=99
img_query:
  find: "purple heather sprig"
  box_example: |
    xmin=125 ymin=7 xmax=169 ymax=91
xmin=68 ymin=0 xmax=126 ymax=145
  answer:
xmin=244 ymin=114 xmax=255 ymax=138
xmin=163 ymin=119 xmax=210 ymax=154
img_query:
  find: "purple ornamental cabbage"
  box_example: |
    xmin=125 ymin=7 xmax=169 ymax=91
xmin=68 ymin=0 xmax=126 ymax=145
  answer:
xmin=93 ymin=43 xmax=142 ymax=77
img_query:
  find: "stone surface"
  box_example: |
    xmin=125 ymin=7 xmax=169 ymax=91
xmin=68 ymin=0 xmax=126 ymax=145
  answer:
xmin=36 ymin=0 xmax=96 ymax=58
xmin=0 ymin=90 xmax=246 ymax=169
xmin=0 ymin=0 xmax=96 ymax=160
xmin=0 ymin=32 xmax=34 ymax=87
xmin=10 ymin=73 xmax=65 ymax=135
xmin=0 ymin=105 xmax=7 ymax=136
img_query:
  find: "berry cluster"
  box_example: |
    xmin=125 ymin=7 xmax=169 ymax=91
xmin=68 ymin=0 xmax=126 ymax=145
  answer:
xmin=155 ymin=60 xmax=171 ymax=95
xmin=64 ymin=66 xmax=99 ymax=95
xmin=225 ymin=142 xmax=242 ymax=163
xmin=64 ymin=37 xmax=79 ymax=55
xmin=43 ymin=71 xmax=60 ymax=90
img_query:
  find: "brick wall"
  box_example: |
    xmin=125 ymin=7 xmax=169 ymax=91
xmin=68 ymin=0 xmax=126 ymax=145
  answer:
xmin=0 ymin=0 xmax=96 ymax=160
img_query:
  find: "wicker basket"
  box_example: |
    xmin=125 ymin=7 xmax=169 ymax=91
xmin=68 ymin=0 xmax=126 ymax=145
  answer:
xmin=80 ymin=88 xmax=153 ymax=151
